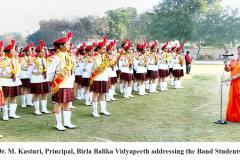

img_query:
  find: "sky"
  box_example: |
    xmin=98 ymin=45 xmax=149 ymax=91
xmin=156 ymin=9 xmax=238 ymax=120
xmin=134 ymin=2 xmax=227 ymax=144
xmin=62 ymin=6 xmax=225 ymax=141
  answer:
xmin=0 ymin=0 xmax=239 ymax=36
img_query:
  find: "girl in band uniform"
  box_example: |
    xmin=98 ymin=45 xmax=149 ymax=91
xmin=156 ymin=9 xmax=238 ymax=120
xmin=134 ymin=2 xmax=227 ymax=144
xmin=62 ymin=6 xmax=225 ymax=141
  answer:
xmin=0 ymin=40 xmax=22 ymax=120
xmin=51 ymin=32 xmax=76 ymax=130
xmin=19 ymin=43 xmax=34 ymax=108
xmin=90 ymin=36 xmax=111 ymax=117
xmin=29 ymin=40 xmax=51 ymax=115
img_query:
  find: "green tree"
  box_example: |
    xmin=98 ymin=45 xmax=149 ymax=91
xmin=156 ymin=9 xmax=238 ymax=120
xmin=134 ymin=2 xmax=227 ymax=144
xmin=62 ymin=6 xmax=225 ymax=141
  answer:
xmin=27 ymin=19 xmax=72 ymax=47
xmin=194 ymin=7 xmax=240 ymax=58
xmin=105 ymin=7 xmax=137 ymax=41
xmin=148 ymin=0 xmax=221 ymax=46
xmin=27 ymin=16 xmax=110 ymax=47
xmin=72 ymin=16 xmax=109 ymax=43
xmin=128 ymin=12 xmax=152 ymax=43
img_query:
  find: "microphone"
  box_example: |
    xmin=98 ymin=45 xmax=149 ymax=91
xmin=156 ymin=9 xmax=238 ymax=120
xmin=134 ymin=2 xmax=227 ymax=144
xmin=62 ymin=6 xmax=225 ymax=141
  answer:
xmin=221 ymin=50 xmax=234 ymax=58
xmin=222 ymin=54 xmax=234 ymax=57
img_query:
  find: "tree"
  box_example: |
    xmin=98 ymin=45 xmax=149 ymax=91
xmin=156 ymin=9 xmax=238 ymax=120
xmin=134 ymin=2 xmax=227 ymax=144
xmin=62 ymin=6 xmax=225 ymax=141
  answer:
xmin=27 ymin=19 xmax=72 ymax=47
xmin=147 ymin=0 xmax=221 ymax=46
xmin=105 ymin=7 xmax=137 ymax=41
xmin=72 ymin=16 xmax=109 ymax=43
xmin=27 ymin=16 xmax=110 ymax=47
xmin=194 ymin=7 xmax=240 ymax=58
xmin=26 ymin=2 xmax=240 ymax=51
xmin=127 ymin=12 xmax=152 ymax=43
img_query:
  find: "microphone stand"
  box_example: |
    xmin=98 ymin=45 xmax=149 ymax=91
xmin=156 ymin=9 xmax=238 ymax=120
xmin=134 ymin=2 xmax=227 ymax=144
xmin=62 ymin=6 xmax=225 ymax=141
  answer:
xmin=214 ymin=56 xmax=229 ymax=125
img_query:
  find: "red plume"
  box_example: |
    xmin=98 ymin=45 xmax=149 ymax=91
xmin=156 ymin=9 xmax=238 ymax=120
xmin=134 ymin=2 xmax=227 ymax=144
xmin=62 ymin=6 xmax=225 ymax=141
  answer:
xmin=103 ymin=36 xmax=107 ymax=43
xmin=11 ymin=40 xmax=16 ymax=47
xmin=67 ymin=32 xmax=72 ymax=38
xmin=165 ymin=41 xmax=169 ymax=47
xmin=0 ymin=41 xmax=3 ymax=48
xmin=143 ymin=43 xmax=147 ymax=48
xmin=150 ymin=41 xmax=158 ymax=49
xmin=124 ymin=42 xmax=128 ymax=47
xmin=29 ymin=42 xmax=34 ymax=47
xmin=161 ymin=41 xmax=169 ymax=50
xmin=39 ymin=40 xmax=44 ymax=46
xmin=124 ymin=39 xmax=130 ymax=47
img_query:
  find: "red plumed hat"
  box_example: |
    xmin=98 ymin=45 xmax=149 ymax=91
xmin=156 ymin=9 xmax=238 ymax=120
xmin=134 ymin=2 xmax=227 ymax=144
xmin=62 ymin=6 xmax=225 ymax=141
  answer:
xmin=4 ymin=40 xmax=15 ymax=52
xmin=161 ymin=41 xmax=169 ymax=50
xmin=35 ymin=40 xmax=45 ymax=52
xmin=53 ymin=31 xmax=72 ymax=46
xmin=176 ymin=43 xmax=184 ymax=52
xmin=150 ymin=41 xmax=157 ymax=49
xmin=137 ymin=43 xmax=146 ymax=51
xmin=106 ymin=39 xmax=116 ymax=51
xmin=23 ymin=42 xmax=34 ymax=52
xmin=171 ymin=44 xmax=177 ymax=52
xmin=86 ymin=43 xmax=95 ymax=51
xmin=78 ymin=42 xmax=86 ymax=52
xmin=97 ymin=36 xmax=107 ymax=47
xmin=122 ymin=39 xmax=132 ymax=50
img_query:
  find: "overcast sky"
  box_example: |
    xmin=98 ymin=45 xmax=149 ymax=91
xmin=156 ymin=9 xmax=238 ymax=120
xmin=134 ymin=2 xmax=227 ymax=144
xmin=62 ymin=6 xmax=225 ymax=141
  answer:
xmin=0 ymin=0 xmax=239 ymax=36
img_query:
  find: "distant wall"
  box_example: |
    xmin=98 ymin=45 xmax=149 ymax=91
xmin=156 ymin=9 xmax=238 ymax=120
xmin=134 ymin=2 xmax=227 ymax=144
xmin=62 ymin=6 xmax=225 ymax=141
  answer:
xmin=186 ymin=48 xmax=236 ymax=60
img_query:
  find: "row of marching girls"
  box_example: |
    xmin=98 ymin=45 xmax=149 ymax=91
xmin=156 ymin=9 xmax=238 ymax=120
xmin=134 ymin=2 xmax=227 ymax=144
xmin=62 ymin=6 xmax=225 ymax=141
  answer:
xmin=74 ymin=39 xmax=119 ymax=106
xmin=159 ymin=41 xmax=185 ymax=90
xmin=74 ymin=36 xmax=113 ymax=117
xmin=0 ymin=34 xmax=113 ymax=131
xmin=0 ymin=39 xmax=52 ymax=121
xmin=0 ymin=36 xmax=185 ymax=130
xmin=60 ymin=37 xmax=185 ymax=118
xmin=116 ymin=39 xmax=185 ymax=98
xmin=0 ymin=33 xmax=75 ymax=131
xmin=73 ymin=39 xmax=186 ymax=103
xmin=118 ymin=40 xmax=160 ymax=97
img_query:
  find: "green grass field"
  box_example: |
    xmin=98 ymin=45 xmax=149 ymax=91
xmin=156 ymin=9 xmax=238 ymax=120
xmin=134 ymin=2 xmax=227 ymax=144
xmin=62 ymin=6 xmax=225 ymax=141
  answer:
xmin=0 ymin=64 xmax=237 ymax=142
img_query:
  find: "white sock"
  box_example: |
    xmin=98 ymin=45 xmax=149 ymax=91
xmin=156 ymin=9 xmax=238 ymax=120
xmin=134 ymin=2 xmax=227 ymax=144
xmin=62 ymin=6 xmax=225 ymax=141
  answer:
xmin=26 ymin=94 xmax=33 ymax=105
xmin=21 ymin=95 xmax=26 ymax=107
xmin=80 ymin=88 xmax=85 ymax=99
xmin=120 ymin=84 xmax=124 ymax=93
